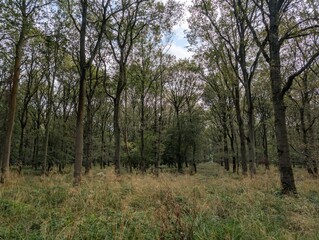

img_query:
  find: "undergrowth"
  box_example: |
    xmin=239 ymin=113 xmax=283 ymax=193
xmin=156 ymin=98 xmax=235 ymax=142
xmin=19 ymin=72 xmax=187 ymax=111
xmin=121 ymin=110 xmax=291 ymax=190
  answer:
xmin=0 ymin=163 xmax=318 ymax=239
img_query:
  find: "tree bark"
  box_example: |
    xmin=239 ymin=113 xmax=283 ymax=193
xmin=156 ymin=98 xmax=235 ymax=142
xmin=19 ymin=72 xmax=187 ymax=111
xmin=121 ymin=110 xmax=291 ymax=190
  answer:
xmin=84 ymin=101 xmax=93 ymax=175
xmin=176 ymin=108 xmax=183 ymax=173
xmin=237 ymin=5 xmax=257 ymax=175
xmin=300 ymin=74 xmax=317 ymax=176
xmin=113 ymin=96 xmax=121 ymax=175
xmin=73 ymin=0 xmax=109 ymax=184
xmin=43 ymin=40 xmax=57 ymax=176
xmin=269 ymin=1 xmax=296 ymax=193
xmin=234 ymin=80 xmax=247 ymax=174
xmin=222 ymin=112 xmax=229 ymax=171
xmin=230 ymin=117 xmax=237 ymax=173
xmin=155 ymin=62 xmax=164 ymax=176
xmin=140 ymin=92 xmax=146 ymax=173
xmin=74 ymin=67 xmax=86 ymax=185
xmin=246 ymin=86 xmax=256 ymax=175
xmin=261 ymin=115 xmax=270 ymax=170
xmin=1 ymin=14 xmax=27 ymax=183
xmin=113 ymin=65 xmax=127 ymax=175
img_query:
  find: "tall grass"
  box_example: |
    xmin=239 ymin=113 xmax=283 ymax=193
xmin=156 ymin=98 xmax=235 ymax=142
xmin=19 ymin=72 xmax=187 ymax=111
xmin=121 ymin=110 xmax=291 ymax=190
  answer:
xmin=0 ymin=163 xmax=318 ymax=239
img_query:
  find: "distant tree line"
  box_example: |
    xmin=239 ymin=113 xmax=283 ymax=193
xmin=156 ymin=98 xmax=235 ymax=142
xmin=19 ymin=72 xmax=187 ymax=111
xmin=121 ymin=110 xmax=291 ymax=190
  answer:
xmin=0 ymin=0 xmax=319 ymax=194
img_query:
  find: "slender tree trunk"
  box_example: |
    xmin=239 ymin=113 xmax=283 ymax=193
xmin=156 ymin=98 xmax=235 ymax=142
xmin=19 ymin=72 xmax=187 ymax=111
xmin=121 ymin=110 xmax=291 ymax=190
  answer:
xmin=300 ymin=107 xmax=311 ymax=173
xmin=61 ymin=96 xmax=68 ymax=173
xmin=234 ymin=81 xmax=247 ymax=174
xmin=246 ymin=86 xmax=256 ymax=175
xmin=155 ymin=66 xmax=163 ymax=176
xmin=32 ymin=137 xmax=38 ymax=170
xmin=237 ymin=12 xmax=256 ymax=175
xmin=84 ymin=103 xmax=93 ymax=174
xmin=100 ymin=114 xmax=106 ymax=169
xmin=113 ymin=62 xmax=128 ymax=175
xmin=73 ymin=0 xmax=88 ymax=185
xmin=269 ymin=1 xmax=296 ymax=193
xmin=306 ymin=117 xmax=317 ymax=175
xmin=222 ymin=113 xmax=229 ymax=171
xmin=1 ymin=19 xmax=27 ymax=183
xmin=73 ymin=0 xmax=108 ymax=183
xmin=19 ymin=120 xmax=27 ymax=165
xmin=230 ymin=118 xmax=237 ymax=173
xmin=43 ymin=120 xmax=50 ymax=175
xmin=262 ymin=116 xmax=270 ymax=170
xmin=176 ymin=109 xmax=183 ymax=173
xmin=191 ymin=143 xmax=197 ymax=174
xmin=32 ymin=114 xmax=41 ymax=170
xmin=183 ymin=146 xmax=188 ymax=168
xmin=43 ymin=47 xmax=57 ymax=175
xmin=154 ymin=81 xmax=159 ymax=175
xmin=307 ymin=122 xmax=318 ymax=175
xmin=74 ymin=68 xmax=86 ymax=185
xmin=123 ymin=88 xmax=131 ymax=172
xmin=113 ymin=96 xmax=121 ymax=174
xmin=140 ymin=93 xmax=146 ymax=173
xmin=300 ymin=74 xmax=317 ymax=176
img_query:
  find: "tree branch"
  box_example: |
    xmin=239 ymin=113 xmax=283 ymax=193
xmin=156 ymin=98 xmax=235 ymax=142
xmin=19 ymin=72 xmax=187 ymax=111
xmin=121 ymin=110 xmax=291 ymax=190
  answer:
xmin=281 ymin=51 xmax=319 ymax=95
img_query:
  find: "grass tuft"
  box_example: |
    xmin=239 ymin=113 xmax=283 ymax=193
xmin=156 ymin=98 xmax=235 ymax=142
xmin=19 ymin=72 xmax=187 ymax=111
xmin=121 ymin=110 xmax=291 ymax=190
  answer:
xmin=0 ymin=163 xmax=319 ymax=239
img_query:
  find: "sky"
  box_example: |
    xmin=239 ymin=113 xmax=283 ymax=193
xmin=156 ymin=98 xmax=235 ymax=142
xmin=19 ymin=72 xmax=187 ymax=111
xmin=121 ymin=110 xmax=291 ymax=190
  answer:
xmin=166 ymin=0 xmax=193 ymax=59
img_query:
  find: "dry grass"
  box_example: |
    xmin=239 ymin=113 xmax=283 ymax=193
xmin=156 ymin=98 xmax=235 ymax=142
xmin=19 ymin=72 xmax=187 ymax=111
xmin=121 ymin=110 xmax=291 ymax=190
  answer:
xmin=0 ymin=163 xmax=319 ymax=239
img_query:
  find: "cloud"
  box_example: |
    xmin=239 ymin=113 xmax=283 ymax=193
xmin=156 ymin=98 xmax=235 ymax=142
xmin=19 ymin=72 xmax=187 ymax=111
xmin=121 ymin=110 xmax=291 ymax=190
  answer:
xmin=168 ymin=43 xmax=193 ymax=59
xmin=160 ymin=0 xmax=194 ymax=59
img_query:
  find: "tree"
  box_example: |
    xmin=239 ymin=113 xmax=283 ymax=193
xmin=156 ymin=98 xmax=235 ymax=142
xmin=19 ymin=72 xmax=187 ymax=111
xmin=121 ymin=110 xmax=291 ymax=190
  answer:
xmin=166 ymin=60 xmax=201 ymax=173
xmin=242 ymin=0 xmax=319 ymax=193
xmin=66 ymin=0 xmax=111 ymax=185
xmin=42 ymin=31 xmax=63 ymax=175
xmin=17 ymin=41 xmax=43 ymax=167
xmin=0 ymin=0 xmax=50 ymax=183
xmin=104 ymin=0 xmax=180 ymax=174
xmin=288 ymin=63 xmax=319 ymax=176
xmin=84 ymin=63 xmax=103 ymax=174
xmin=188 ymin=0 xmax=249 ymax=174
xmin=194 ymin=0 xmax=264 ymax=175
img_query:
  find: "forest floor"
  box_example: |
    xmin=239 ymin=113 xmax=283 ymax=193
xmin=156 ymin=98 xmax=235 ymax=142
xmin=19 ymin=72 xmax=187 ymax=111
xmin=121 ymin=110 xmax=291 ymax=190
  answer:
xmin=0 ymin=162 xmax=318 ymax=240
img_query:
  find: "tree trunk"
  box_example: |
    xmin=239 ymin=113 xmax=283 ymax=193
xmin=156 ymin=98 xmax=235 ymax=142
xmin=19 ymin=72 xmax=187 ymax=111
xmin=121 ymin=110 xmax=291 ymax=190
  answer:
xmin=32 ymin=114 xmax=41 ymax=170
xmin=262 ymin=116 xmax=270 ymax=170
xmin=272 ymin=95 xmax=296 ymax=193
xmin=74 ymin=68 xmax=86 ymax=185
xmin=269 ymin=1 xmax=296 ymax=194
xmin=155 ymin=59 xmax=164 ymax=176
xmin=113 ymin=96 xmax=121 ymax=175
xmin=234 ymin=81 xmax=247 ymax=174
xmin=176 ymin=109 xmax=183 ymax=173
xmin=246 ymin=87 xmax=256 ymax=175
xmin=73 ymin=1 xmax=88 ymax=185
xmin=43 ymin=44 xmax=57 ymax=176
xmin=230 ymin=118 xmax=237 ymax=173
xmin=18 ymin=119 xmax=27 ymax=165
xmin=140 ymin=93 xmax=146 ymax=173
xmin=192 ymin=144 xmax=197 ymax=174
xmin=84 ymin=102 xmax=93 ymax=175
xmin=1 ymin=20 xmax=27 ymax=183
xmin=237 ymin=11 xmax=256 ymax=175
xmin=100 ymin=113 xmax=106 ymax=169
xmin=301 ymin=74 xmax=317 ymax=176
xmin=222 ymin=111 xmax=229 ymax=171
xmin=123 ymin=88 xmax=131 ymax=172
xmin=154 ymin=81 xmax=159 ymax=175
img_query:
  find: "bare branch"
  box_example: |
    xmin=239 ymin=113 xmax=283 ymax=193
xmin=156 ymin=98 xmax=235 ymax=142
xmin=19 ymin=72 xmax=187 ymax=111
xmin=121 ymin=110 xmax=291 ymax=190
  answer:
xmin=281 ymin=51 xmax=319 ymax=95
